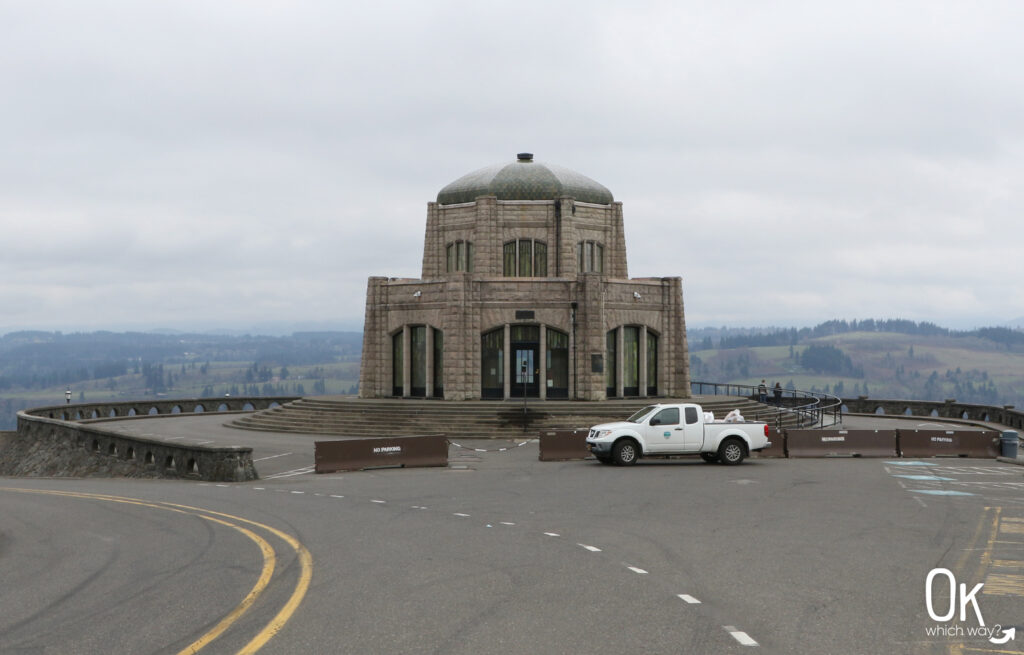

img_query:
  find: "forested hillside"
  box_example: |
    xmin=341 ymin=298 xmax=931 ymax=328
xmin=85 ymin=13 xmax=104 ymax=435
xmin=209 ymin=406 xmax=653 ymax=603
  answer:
xmin=0 ymin=331 xmax=362 ymax=429
xmin=689 ymin=320 xmax=1024 ymax=406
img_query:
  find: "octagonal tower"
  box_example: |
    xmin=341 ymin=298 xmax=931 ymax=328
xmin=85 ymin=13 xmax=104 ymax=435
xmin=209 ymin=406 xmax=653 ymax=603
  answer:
xmin=359 ymin=153 xmax=690 ymax=401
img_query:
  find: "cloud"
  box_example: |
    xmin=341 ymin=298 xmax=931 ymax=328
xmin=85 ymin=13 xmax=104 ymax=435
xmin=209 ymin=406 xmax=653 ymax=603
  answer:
xmin=1 ymin=1 xmax=1023 ymax=332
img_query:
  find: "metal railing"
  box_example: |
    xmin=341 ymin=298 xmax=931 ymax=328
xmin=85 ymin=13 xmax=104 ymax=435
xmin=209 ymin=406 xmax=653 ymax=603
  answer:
xmin=690 ymin=380 xmax=843 ymax=429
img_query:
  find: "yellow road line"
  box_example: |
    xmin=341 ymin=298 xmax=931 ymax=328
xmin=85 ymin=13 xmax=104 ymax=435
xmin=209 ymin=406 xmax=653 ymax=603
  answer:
xmin=160 ymin=502 xmax=314 ymax=655
xmin=0 ymin=488 xmax=309 ymax=654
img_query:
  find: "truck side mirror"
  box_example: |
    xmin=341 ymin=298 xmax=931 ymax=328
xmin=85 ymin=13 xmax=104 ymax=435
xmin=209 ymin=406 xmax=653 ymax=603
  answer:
xmin=650 ymin=417 xmax=660 ymax=426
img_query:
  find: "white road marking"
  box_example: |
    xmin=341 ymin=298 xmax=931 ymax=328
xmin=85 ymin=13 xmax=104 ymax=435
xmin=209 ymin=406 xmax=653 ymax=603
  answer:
xmin=724 ymin=626 xmax=758 ymax=646
xmin=371 ymin=499 xmax=386 ymax=504
xmin=264 ymin=466 xmax=315 ymax=479
xmin=914 ymin=496 xmax=928 ymax=507
xmin=454 ymin=513 xmax=471 ymax=517
xmin=254 ymin=452 xmax=294 ymax=462
xmin=291 ymin=491 xmax=305 ymax=494
xmin=253 ymin=487 xmax=265 ymax=491
xmin=329 ymin=494 xmax=345 ymax=499
xmin=578 ymin=544 xmax=602 ymax=552
xmin=677 ymin=594 xmax=701 ymax=604
xmin=544 ymin=532 xmax=560 ymax=537
xmin=626 ymin=565 xmax=648 ymax=575
xmin=500 ymin=521 xmax=515 ymax=526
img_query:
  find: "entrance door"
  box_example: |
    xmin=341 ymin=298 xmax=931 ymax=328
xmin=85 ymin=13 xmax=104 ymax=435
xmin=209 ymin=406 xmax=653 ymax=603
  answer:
xmin=511 ymin=325 xmax=540 ymax=398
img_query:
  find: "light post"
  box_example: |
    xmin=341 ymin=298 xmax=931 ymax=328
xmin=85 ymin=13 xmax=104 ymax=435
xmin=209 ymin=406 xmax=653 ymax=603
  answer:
xmin=65 ymin=388 xmax=71 ymax=405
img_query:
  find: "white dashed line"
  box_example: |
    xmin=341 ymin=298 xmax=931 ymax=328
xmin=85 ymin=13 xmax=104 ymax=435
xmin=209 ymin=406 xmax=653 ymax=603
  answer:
xmin=543 ymin=532 xmax=560 ymax=537
xmin=215 ymin=484 xmax=229 ymax=488
xmin=677 ymin=594 xmax=701 ymax=604
xmin=724 ymin=626 xmax=758 ymax=646
xmin=254 ymin=452 xmax=294 ymax=462
xmin=454 ymin=513 xmax=471 ymax=518
xmin=291 ymin=490 xmax=305 ymax=494
xmin=329 ymin=494 xmax=345 ymax=499
xmin=371 ymin=499 xmax=386 ymax=504
xmin=500 ymin=521 xmax=515 ymax=526
xmin=253 ymin=487 xmax=265 ymax=491
xmin=578 ymin=544 xmax=602 ymax=552
xmin=626 ymin=566 xmax=648 ymax=575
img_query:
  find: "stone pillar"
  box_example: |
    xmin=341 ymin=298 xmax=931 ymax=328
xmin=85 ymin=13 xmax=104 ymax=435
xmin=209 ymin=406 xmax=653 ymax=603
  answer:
xmin=539 ymin=324 xmax=547 ymax=400
xmin=402 ymin=325 xmax=411 ymax=398
xmin=503 ymin=323 xmax=511 ymax=400
xmin=568 ymin=303 xmax=577 ymax=399
xmin=640 ymin=326 xmax=648 ymax=398
xmin=359 ymin=277 xmax=388 ymax=398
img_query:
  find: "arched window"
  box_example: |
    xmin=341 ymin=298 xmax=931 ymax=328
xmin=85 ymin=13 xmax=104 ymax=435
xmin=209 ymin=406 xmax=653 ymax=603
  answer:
xmin=446 ymin=240 xmax=473 ymax=272
xmin=578 ymin=240 xmax=604 ymax=273
xmin=503 ymin=239 xmax=547 ymax=277
xmin=393 ymin=326 xmax=443 ymax=398
xmin=607 ymin=325 xmax=658 ymax=398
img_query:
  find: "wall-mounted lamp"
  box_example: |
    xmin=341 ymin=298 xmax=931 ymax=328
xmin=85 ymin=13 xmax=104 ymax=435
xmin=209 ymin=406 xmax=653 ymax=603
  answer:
xmin=633 ymin=291 xmax=642 ymax=300
xmin=413 ymin=291 xmax=422 ymax=298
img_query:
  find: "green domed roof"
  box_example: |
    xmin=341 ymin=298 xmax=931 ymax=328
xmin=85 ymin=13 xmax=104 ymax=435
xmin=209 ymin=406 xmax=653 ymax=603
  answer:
xmin=437 ymin=153 xmax=613 ymax=205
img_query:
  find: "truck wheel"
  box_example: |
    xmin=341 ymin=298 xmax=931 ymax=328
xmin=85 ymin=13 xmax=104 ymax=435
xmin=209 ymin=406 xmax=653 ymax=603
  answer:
xmin=612 ymin=439 xmax=639 ymax=466
xmin=700 ymin=452 xmax=719 ymax=464
xmin=718 ymin=438 xmax=746 ymax=465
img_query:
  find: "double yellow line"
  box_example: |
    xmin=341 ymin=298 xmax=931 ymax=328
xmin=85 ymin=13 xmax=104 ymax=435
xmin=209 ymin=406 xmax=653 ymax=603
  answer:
xmin=0 ymin=488 xmax=312 ymax=654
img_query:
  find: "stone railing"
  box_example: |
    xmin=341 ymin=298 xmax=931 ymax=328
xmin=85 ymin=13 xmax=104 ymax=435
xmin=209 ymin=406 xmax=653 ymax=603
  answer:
xmin=841 ymin=396 xmax=1023 ymax=429
xmin=5 ymin=396 xmax=299 ymax=482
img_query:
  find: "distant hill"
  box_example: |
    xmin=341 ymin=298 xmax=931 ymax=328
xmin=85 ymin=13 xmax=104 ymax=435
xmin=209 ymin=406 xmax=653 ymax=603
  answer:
xmin=0 ymin=330 xmax=364 ymax=430
xmin=689 ymin=320 xmax=1024 ymax=406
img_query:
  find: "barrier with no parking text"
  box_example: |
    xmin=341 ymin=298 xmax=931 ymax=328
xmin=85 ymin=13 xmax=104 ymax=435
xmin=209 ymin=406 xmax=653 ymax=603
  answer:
xmin=897 ymin=429 xmax=999 ymax=458
xmin=314 ymin=434 xmax=448 ymax=473
xmin=539 ymin=429 xmax=591 ymax=461
xmin=785 ymin=429 xmax=898 ymax=458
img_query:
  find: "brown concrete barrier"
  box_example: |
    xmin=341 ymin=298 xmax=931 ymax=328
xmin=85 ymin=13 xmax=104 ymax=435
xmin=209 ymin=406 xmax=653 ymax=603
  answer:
xmin=539 ymin=429 xmax=591 ymax=461
xmin=752 ymin=427 xmax=786 ymax=458
xmin=898 ymin=429 xmax=999 ymax=458
xmin=315 ymin=434 xmax=448 ymax=473
xmin=786 ymin=429 xmax=898 ymax=458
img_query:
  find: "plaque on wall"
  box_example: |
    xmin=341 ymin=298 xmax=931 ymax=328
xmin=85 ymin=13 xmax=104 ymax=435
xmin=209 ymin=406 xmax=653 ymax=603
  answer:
xmin=515 ymin=310 xmax=535 ymax=320
xmin=591 ymin=354 xmax=603 ymax=373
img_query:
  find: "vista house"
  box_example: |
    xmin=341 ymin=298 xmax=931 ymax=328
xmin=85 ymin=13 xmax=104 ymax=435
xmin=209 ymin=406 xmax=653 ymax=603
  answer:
xmin=358 ymin=153 xmax=690 ymax=401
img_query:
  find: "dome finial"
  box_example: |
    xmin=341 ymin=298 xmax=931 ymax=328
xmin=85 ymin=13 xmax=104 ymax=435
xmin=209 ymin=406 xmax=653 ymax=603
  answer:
xmin=517 ymin=152 xmax=533 ymax=161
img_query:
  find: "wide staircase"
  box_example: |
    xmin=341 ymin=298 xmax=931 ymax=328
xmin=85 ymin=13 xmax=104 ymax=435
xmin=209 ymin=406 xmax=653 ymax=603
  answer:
xmin=227 ymin=395 xmax=804 ymax=439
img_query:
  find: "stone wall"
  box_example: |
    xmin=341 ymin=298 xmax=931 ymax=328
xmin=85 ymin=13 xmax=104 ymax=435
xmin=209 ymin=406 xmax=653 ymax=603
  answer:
xmin=842 ymin=397 xmax=1024 ymax=429
xmin=1 ymin=397 xmax=297 ymax=481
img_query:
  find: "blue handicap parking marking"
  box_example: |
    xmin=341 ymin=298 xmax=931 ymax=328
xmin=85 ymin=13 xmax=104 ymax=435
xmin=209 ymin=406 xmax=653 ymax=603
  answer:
xmin=909 ymin=489 xmax=975 ymax=496
xmin=885 ymin=461 xmax=938 ymax=466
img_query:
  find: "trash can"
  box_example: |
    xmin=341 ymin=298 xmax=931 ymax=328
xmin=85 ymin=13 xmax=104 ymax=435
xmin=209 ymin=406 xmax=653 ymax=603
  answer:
xmin=1001 ymin=430 xmax=1020 ymax=458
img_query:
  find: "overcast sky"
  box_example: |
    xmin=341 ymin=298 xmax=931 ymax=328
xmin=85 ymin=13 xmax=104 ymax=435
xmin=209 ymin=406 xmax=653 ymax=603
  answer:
xmin=2 ymin=1 xmax=1022 ymax=335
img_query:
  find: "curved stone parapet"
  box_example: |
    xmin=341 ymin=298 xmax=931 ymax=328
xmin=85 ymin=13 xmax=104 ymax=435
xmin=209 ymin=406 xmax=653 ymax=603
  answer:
xmin=841 ymin=397 xmax=1023 ymax=429
xmin=2 ymin=397 xmax=298 ymax=482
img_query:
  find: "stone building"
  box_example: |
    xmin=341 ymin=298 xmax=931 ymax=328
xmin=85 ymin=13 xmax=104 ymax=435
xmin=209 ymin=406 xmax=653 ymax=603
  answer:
xmin=358 ymin=153 xmax=690 ymax=401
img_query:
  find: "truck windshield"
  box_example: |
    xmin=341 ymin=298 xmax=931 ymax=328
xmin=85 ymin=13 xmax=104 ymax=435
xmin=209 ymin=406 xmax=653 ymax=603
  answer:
xmin=626 ymin=406 xmax=658 ymax=423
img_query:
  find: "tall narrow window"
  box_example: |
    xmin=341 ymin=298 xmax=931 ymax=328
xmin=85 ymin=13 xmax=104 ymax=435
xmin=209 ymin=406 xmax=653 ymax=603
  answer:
xmin=503 ymin=242 xmax=516 ymax=277
xmin=546 ymin=328 xmax=568 ymax=398
xmin=446 ymin=240 xmax=473 ymax=272
xmin=623 ymin=326 xmax=640 ymax=396
xmin=646 ymin=332 xmax=658 ymax=396
xmin=578 ymin=240 xmax=605 ymax=273
xmin=392 ymin=332 xmax=403 ymax=397
xmin=410 ymin=326 xmax=427 ymax=397
xmin=606 ymin=329 xmax=617 ymax=398
xmin=481 ymin=329 xmax=504 ymax=399
xmin=534 ymin=241 xmax=547 ymax=277
xmin=433 ymin=329 xmax=444 ymax=398
xmin=518 ymin=239 xmax=532 ymax=277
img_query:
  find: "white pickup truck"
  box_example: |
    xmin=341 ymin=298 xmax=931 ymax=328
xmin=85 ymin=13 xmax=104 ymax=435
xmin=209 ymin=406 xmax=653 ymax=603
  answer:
xmin=585 ymin=403 xmax=771 ymax=466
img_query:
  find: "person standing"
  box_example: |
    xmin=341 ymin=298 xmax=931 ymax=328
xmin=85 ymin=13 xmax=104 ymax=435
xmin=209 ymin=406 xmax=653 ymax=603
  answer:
xmin=757 ymin=379 xmax=767 ymax=403
xmin=773 ymin=382 xmax=783 ymax=406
